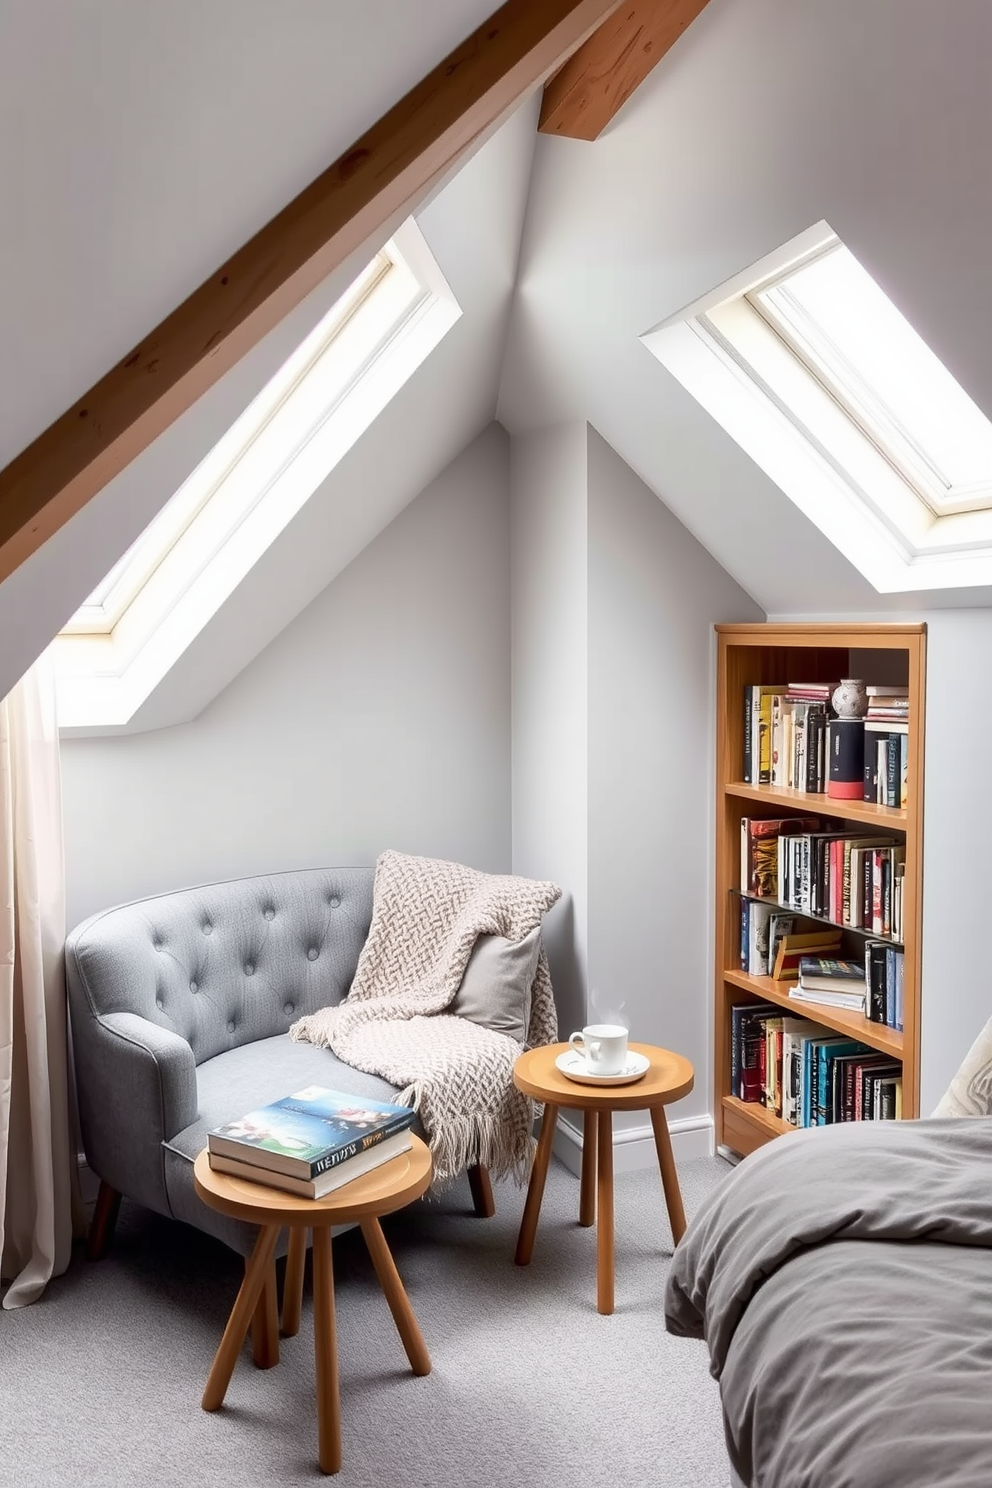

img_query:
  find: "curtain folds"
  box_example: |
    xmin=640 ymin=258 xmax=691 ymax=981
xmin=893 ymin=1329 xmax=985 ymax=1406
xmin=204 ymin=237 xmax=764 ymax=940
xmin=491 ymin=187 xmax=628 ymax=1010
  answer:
xmin=0 ymin=652 xmax=74 ymax=1308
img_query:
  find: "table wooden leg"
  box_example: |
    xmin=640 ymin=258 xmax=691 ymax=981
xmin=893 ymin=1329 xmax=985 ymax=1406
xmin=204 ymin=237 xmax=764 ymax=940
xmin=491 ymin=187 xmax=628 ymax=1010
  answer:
xmin=579 ymin=1109 xmax=597 ymax=1227
xmin=202 ymin=1224 xmax=280 ymax=1411
xmin=514 ymin=1102 xmax=559 ymax=1266
xmin=596 ymin=1108 xmax=615 ymax=1315
xmin=360 ymin=1217 xmax=431 ymax=1376
xmin=282 ymin=1226 xmax=307 ymax=1338
xmin=651 ymin=1104 xmax=687 ymax=1246
xmin=312 ymin=1228 xmax=342 ymax=1475
xmin=251 ymin=1255 xmax=281 ymax=1368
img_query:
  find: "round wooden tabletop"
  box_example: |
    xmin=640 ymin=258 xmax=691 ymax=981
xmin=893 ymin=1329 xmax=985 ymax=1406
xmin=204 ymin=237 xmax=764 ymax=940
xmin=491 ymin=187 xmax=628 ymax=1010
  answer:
xmin=514 ymin=1042 xmax=694 ymax=1112
xmin=193 ymin=1135 xmax=433 ymax=1228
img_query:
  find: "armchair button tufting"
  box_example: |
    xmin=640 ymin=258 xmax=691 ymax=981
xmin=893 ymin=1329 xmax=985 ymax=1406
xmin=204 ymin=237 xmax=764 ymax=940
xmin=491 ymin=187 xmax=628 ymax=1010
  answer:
xmin=307 ymin=947 xmax=319 ymax=961
xmin=227 ymin=1020 xmax=235 ymax=1033
xmin=244 ymin=963 xmax=254 ymax=976
xmin=189 ymin=980 xmax=198 ymax=993
xmin=156 ymin=997 xmax=164 ymax=1009
xmin=284 ymin=1002 xmax=294 ymax=1015
xmin=264 ymin=907 xmax=275 ymax=921
xmin=202 ymin=923 xmax=212 ymax=936
xmin=328 ymin=896 xmax=340 ymax=908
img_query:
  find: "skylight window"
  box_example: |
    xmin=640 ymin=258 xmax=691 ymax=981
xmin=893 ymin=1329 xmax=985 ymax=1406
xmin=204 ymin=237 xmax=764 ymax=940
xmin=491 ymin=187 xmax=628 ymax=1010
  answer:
xmin=63 ymin=254 xmax=391 ymax=637
xmin=751 ymin=244 xmax=992 ymax=514
xmin=54 ymin=219 xmax=460 ymax=729
xmin=642 ymin=222 xmax=992 ymax=592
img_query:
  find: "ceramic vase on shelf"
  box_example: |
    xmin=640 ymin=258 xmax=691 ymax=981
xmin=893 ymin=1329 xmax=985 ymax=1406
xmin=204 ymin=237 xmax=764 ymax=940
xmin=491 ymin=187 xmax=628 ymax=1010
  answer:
xmin=831 ymin=678 xmax=868 ymax=719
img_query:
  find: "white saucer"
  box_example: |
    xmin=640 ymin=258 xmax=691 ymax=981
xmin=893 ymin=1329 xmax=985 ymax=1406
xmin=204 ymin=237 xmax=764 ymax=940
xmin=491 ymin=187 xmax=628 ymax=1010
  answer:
xmin=555 ymin=1049 xmax=650 ymax=1086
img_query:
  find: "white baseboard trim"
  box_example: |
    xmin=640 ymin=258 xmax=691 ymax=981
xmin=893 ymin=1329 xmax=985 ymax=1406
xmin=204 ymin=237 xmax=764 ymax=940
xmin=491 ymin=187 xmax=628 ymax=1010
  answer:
xmin=550 ymin=1111 xmax=714 ymax=1176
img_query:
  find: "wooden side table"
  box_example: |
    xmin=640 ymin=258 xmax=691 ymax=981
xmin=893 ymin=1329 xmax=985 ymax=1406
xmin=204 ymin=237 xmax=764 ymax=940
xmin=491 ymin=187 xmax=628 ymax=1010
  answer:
xmin=193 ymin=1138 xmax=433 ymax=1475
xmin=513 ymin=1042 xmax=694 ymax=1315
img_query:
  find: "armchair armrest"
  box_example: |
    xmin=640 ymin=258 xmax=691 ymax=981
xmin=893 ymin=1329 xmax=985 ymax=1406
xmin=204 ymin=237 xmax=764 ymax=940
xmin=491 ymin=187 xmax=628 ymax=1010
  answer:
xmin=73 ymin=1009 xmax=197 ymax=1217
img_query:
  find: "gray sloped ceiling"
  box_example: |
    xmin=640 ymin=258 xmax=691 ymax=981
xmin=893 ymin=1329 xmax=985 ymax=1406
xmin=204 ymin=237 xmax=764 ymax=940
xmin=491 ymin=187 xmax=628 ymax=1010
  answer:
xmin=0 ymin=42 xmax=538 ymax=713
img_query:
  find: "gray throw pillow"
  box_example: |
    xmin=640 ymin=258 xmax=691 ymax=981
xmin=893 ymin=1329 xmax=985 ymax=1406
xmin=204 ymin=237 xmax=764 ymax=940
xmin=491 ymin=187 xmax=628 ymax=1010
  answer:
xmin=450 ymin=927 xmax=542 ymax=1045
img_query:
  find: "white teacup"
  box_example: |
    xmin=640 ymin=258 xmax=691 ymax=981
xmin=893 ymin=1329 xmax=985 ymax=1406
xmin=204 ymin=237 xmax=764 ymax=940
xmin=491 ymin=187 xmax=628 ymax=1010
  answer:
xmin=569 ymin=1023 xmax=628 ymax=1076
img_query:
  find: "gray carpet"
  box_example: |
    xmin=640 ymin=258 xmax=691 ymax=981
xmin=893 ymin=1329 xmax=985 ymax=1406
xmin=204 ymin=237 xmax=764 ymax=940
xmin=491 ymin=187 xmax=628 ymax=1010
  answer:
xmin=0 ymin=1154 xmax=733 ymax=1488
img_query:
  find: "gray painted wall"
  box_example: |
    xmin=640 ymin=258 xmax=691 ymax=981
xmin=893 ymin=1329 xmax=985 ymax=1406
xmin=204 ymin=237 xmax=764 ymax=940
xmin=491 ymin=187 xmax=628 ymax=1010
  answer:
xmin=61 ymin=424 xmax=511 ymax=931
xmin=509 ymin=424 xmax=589 ymax=1038
xmin=587 ymin=429 xmax=763 ymax=1126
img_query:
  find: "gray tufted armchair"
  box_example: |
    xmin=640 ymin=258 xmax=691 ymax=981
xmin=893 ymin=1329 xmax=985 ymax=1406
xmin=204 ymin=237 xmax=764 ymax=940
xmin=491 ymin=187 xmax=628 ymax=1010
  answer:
xmin=66 ymin=867 xmax=495 ymax=1259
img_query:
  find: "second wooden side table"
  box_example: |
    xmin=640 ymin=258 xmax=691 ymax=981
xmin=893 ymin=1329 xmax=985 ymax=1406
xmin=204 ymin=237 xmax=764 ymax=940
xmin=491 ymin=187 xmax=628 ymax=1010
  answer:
xmin=513 ymin=1042 xmax=694 ymax=1315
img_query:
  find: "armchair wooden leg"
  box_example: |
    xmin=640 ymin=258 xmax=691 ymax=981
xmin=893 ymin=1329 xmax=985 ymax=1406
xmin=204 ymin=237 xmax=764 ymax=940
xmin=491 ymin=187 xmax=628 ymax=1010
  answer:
xmin=86 ymin=1181 xmax=122 ymax=1261
xmin=467 ymin=1164 xmax=496 ymax=1218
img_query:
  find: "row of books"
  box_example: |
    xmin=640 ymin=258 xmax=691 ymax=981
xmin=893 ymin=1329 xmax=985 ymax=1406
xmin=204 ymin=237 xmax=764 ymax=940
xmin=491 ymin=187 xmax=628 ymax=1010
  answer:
xmin=731 ymin=1003 xmax=902 ymax=1125
xmin=737 ymin=899 xmax=904 ymax=1028
xmin=744 ymin=686 xmax=829 ymax=791
xmin=742 ymin=682 xmax=910 ymax=805
xmin=865 ymin=724 xmax=908 ymax=808
xmin=207 ymin=1086 xmax=415 ymax=1198
xmin=740 ymin=816 xmax=905 ymax=939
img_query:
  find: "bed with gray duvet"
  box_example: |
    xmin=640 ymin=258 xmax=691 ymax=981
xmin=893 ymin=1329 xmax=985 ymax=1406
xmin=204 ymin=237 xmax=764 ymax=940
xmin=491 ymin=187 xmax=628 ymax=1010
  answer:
xmin=665 ymin=1118 xmax=992 ymax=1488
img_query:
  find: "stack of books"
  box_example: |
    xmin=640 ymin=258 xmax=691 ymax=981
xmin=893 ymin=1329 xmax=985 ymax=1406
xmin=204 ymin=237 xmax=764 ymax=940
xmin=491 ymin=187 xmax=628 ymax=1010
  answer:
xmin=207 ymin=1086 xmax=415 ymax=1198
xmin=788 ymin=956 xmax=866 ymax=1012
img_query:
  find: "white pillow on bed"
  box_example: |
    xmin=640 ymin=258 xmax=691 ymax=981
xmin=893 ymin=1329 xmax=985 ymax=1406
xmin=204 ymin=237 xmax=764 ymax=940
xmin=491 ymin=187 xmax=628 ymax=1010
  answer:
xmin=932 ymin=1012 xmax=992 ymax=1116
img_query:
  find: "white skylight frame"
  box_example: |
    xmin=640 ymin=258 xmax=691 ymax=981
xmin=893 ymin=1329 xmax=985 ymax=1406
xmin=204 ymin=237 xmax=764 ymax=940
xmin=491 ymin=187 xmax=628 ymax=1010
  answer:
xmin=641 ymin=221 xmax=992 ymax=592
xmin=54 ymin=218 xmax=461 ymax=727
xmin=750 ymin=246 xmax=992 ymax=517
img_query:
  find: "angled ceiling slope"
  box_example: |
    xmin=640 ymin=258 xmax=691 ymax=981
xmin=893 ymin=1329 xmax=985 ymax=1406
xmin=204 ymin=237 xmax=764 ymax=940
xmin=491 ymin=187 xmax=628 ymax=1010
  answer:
xmin=0 ymin=0 xmax=620 ymax=590
xmin=54 ymin=98 xmax=540 ymax=736
xmin=499 ymin=0 xmax=992 ymax=615
xmin=0 ymin=0 xmax=610 ymax=705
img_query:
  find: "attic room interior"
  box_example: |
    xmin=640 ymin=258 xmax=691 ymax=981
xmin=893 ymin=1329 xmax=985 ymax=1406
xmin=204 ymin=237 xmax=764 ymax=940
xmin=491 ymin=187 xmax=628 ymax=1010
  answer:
xmin=2 ymin=2 xmax=992 ymax=1486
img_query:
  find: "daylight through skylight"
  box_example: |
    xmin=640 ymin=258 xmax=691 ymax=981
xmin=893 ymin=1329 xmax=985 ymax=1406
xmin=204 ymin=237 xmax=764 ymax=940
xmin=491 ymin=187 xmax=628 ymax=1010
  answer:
xmin=641 ymin=220 xmax=992 ymax=593
xmin=751 ymin=244 xmax=992 ymax=514
xmin=55 ymin=218 xmax=461 ymax=729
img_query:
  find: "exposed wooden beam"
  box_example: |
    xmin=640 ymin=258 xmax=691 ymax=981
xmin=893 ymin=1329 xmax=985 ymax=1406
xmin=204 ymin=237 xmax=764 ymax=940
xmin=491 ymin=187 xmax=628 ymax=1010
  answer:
xmin=539 ymin=0 xmax=711 ymax=140
xmin=0 ymin=0 xmax=622 ymax=590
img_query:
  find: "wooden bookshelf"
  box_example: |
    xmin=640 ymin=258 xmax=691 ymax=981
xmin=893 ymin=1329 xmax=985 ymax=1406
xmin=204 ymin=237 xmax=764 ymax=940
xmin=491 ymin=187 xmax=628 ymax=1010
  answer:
xmin=721 ymin=1096 xmax=793 ymax=1157
xmin=714 ymin=623 xmax=925 ymax=1155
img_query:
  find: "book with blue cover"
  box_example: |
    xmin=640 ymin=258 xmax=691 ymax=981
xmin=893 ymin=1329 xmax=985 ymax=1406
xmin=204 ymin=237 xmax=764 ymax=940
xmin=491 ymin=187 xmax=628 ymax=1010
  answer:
xmin=207 ymin=1086 xmax=414 ymax=1178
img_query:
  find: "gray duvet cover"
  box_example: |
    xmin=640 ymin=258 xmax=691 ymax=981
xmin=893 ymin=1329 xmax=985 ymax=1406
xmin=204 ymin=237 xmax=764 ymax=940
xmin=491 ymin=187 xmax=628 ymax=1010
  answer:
xmin=665 ymin=1118 xmax=992 ymax=1488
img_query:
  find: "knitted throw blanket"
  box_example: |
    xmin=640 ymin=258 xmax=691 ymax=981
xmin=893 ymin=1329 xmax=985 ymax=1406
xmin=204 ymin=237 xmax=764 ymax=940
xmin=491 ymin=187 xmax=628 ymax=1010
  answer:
xmin=290 ymin=850 xmax=561 ymax=1184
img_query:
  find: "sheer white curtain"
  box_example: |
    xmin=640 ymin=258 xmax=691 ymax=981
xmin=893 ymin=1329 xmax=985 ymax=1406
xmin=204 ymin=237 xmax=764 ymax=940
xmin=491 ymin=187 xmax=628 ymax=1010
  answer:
xmin=0 ymin=651 xmax=74 ymax=1308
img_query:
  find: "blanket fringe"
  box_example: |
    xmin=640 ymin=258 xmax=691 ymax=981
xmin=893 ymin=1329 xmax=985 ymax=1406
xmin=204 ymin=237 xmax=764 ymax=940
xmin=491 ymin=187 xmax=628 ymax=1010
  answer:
xmin=423 ymin=1107 xmax=536 ymax=1188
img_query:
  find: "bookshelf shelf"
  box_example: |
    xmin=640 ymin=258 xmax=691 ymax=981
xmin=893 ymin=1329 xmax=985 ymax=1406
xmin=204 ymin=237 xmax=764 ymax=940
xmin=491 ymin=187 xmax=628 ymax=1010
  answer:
xmin=721 ymin=1096 xmax=793 ymax=1158
xmin=714 ymin=622 xmax=925 ymax=1156
xmin=731 ymin=889 xmax=903 ymax=946
xmin=723 ymin=969 xmax=904 ymax=1058
xmin=725 ymin=781 xmax=907 ymax=828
